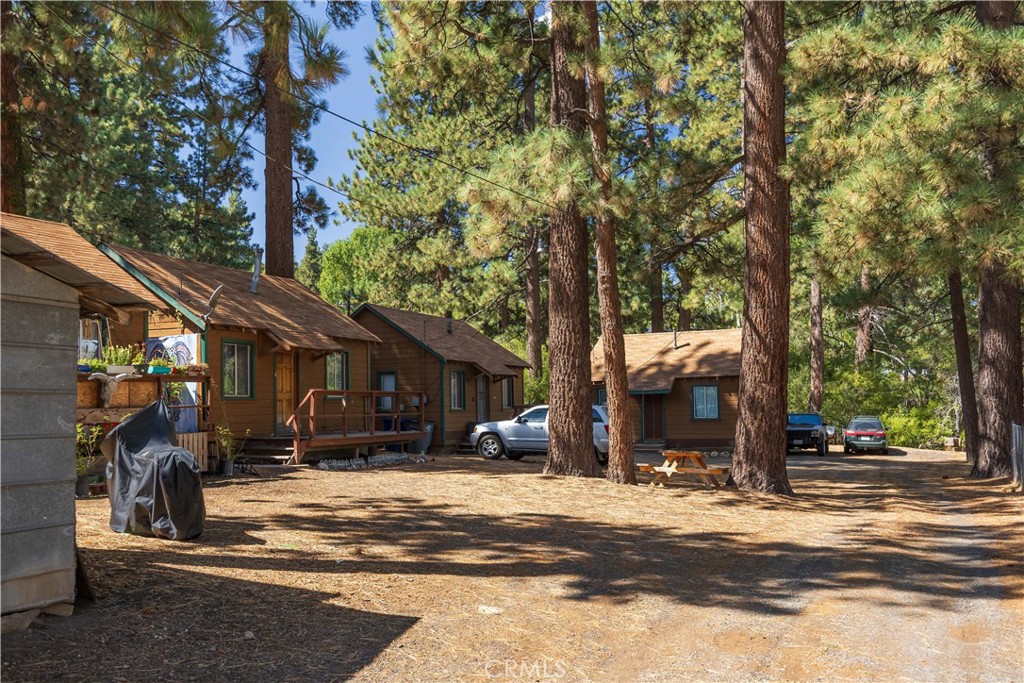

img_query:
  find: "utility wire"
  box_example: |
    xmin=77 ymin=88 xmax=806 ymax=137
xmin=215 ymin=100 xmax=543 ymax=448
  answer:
xmin=95 ymin=1 xmax=556 ymax=211
xmin=51 ymin=7 xmax=434 ymax=231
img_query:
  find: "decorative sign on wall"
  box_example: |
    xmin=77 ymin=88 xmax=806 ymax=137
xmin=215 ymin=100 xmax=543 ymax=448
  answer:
xmin=146 ymin=334 xmax=200 ymax=433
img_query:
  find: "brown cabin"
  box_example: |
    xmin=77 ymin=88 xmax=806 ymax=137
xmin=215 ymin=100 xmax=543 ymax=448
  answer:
xmin=591 ymin=329 xmax=742 ymax=448
xmin=101 ymin=245 xmax=415 ymax=461
xmin=351 ymin=304 xmax=530 ymax=447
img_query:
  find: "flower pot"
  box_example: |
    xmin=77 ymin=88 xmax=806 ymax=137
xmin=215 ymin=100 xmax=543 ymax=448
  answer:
xmin=220 ymin=459 xmax=234 ymax=476
xmin=106 ymin=365 xmax=136 ymax=375
xmin=75 ymin=475 xmax=91 ymax=499
xmin=77 ymin=364 xmax=91 ymax=373
xmin=134 ymin=363 xmax=149 ymax=374
xmin=148 ymin=366 xmax=172 ymax=375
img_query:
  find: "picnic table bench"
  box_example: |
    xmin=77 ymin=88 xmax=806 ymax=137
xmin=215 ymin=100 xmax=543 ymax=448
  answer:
xmin=637 ymin=450 xmax=730 ymax=489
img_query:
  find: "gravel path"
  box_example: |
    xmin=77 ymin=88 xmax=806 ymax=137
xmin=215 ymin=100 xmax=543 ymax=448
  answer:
xmin=3 ymin=447 xmax=1021 ymax=682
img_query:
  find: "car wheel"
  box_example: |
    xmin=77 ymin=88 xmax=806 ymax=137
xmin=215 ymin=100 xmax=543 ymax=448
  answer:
xmin=843 ymin=445 xmax=851 ymax=454
xmin=817 ymin=440 xmax=827 ymax=457
xmin=505 ymin=452 xmax=525 ymax=461
xmin=882 ymin=448 xmax=889 ymax=455
xmin=595 ymin=448 xmax=608 ymax=466
xmin=478 ymin=434 xmax=504 ymax=460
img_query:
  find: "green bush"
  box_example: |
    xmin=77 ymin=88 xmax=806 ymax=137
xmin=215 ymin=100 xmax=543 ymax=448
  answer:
xmin=879 ymin=407 xmax=951 ymax=449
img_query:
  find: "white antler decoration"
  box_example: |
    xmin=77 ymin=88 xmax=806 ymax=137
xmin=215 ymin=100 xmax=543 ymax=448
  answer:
xmin=88 ymin=372 xmax=133 ymax=408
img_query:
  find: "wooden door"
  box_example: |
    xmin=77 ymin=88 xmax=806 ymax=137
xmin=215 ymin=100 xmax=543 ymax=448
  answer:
xmin=275 ymin=352 xmax=295 ymax=433
xmin=642 ymin=394 xmax=664 ymax=441
xmin=476 ymin=375 xmax=489 ymax=422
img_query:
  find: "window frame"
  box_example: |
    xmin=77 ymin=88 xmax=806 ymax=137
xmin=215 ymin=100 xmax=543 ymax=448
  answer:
xmin=377 ymin=371 xmax=396 ymax=412
xmin=221 ymin=339 xmax=255 ymax=400
xmin=325 ymin=351 xmax=350 ymax=394
xmin=450 ymin=370 xmax=467 ymax=411
xmin=501 ymin=376 xmax=516 ymax=409
xmin=691 ymin=384 xmax=719 ymax=420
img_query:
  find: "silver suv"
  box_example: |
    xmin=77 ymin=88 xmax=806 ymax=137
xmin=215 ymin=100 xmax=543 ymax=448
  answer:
xmin=470 ymin=405 xmax=611 ymax=464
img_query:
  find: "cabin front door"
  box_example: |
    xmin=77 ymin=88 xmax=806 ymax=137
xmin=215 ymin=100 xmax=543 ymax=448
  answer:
xmin=476 ymin=375 xmax=489 ymax=422
xmin=642 ymin=394 xmax=665 ymax=442
xmin=275 ymin=352 xmax=295 ymax=434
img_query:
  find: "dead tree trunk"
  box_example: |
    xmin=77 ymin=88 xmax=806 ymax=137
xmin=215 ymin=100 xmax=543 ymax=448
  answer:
xmin=543 ymin=0 xmax=602 ymax=478
xmin=808 ymin=276 xmax=824 ymax=413
xmin=584 ymin=0 xmax=635 ymax=485
xmin=948 ymin=268 xmax=980 ymax=463
xmin=731 ymin=0 xmax=793 ymax=495
xmin=676 ymin=266 xmax=693 ymax=331
xmin=263 ymin=2 xmax=295 ymax=278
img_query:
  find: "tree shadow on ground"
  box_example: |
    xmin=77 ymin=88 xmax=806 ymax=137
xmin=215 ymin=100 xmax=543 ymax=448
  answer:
xmin=1 ymin=557 xmax=418 ymax=683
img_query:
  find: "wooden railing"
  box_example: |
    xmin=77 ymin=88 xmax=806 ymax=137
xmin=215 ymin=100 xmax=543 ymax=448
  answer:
xmin=286 ymin=390 xmax=427 ymax=464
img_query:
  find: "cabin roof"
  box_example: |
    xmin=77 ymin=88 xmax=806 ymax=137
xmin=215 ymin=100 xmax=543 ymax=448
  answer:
xmin=0 ymin=213 xmax=162 ymax=312
xmin=592 ymin=328 xmax=742 ymax=393
xmin=108 ymin=245 xmax=380 ymax=351
xmin=354 ymin=304 xmax=529 ymax=378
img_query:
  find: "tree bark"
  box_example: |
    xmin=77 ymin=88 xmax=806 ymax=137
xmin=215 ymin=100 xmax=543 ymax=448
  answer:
xmin=676 ymin=266 xmax=693 ymax=331
xmin=948 ymin=268 xmax=980 ymax=464
xmin=263 ymin=2 xmax=295 ymax=278
xmin=543 ymin=0 xmax=601 ymax=478
xmin=855 ymin=265 xmax=873 ymax=367
xmin=522 ymin=23 xmax=544 ymax=381
xmin=972 ymin=0 xmax=1023 ymax=478
xmin=584 ymin=0 xmax=635 ymax=485
xmin=808 ymin=276 xmax=824 ymax=413
xmin=973 ymin=261 xmax=1022 ymax=478
xmin=1 ymin=0 xmax=26 ymax=215
xmin=731 ymin=0 xmax=793 ymax=495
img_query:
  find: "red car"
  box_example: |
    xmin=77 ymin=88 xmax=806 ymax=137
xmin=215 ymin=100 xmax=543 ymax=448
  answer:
xmin=843 ymin=416 xmax=889 ymax=454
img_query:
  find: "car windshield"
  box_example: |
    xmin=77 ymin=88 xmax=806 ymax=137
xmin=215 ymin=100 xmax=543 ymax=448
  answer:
xmin=788 ymin=413 xmax=822 ymax=426
xmin=849 ymin=420 xmax=883 ymax=431
xmin=518 ymin=408 xmax=548 ymax=424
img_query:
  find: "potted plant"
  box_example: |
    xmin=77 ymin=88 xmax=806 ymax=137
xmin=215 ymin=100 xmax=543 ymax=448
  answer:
xmin=189 ymin=362 xmax=210 ymax=376
xmin=148 ymin=356 xmax=173 ymax=374
xmin=103 ymin=344 xmax=138 ymax=375
xmin=77 ymin=358 xmax=91 ymax=373
xmin=85 ymin=358 xmax=107 ymax=374
xmin=75 ymin=423 xmax=104 ymax=498
xmin=216 ymin=425 xmax=249 ymax=476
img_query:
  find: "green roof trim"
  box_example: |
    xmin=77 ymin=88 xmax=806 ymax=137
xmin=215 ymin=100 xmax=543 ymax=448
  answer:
xmin=99 ymin=243 xmax=206 ymax=331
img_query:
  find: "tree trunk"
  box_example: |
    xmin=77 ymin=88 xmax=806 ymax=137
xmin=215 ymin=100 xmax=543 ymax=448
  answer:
xmin=808 ymin=276 xmax=824 ymax=413
xmin=1 ymin=0 xmax=26 ymax=215
xmin=543 ymin=0 xmax=601 ymax=478
xmin=584 ymin=0 xmax=635 ymax=485
xmin=263 ymin=2 xmax=295 ymax=278
xmin=855 ymin=265 xmax=873 ymax=367
xmin=973 ymin=261 xmax=1022 ymax=478
xmin=731 ymin=0 xmax=793 ymax=495
xmin=676 ymin=267 xmax=693 ymax=331
xmin=948 ymin=268 xmax=980 ymax=464
xmin=972 ymin=0 xmax=1023 ymax=479
xmin=649 ymin=263 xmax=664 ymax=332
xmin=522 ymin=27 xmax=544 ymax=381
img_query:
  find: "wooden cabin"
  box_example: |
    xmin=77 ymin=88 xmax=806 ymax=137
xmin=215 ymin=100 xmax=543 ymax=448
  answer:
xmin=98 ymin=246 xmax=442 ymax=463
xmin=1 ymin=213 xmax=158 ymax=619
xmin=591 ymin=329 xmax=742 ymax=448
xmin=351 ymin=304 xmax=530 ymax=447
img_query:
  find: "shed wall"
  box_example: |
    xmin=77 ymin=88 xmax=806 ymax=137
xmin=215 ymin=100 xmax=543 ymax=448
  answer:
xmin=1 ymin=256 xmax=78 ymax=614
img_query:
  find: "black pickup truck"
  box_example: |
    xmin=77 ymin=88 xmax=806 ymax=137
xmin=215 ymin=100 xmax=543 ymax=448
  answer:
xmin=787 ymin=412 xmax=831 ymax=457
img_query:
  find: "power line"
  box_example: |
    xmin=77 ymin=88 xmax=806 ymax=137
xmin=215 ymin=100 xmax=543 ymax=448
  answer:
xmin=51 ymin=6 xmax=435 ymax=232
xmin=95 ymin=1 xmax=555 ymax=211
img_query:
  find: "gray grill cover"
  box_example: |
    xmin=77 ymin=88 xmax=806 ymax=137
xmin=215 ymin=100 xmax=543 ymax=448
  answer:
xmin=102 ymin=400 xmax=205 ymax=540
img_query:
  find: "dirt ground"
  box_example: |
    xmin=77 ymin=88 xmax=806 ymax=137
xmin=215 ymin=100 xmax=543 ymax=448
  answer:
xmin=3 ymin=447 xmax=1022 ymax=682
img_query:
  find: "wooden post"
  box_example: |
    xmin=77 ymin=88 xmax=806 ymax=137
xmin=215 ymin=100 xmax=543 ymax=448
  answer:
xmin=370 ymin=392 xmax=376 ymax=435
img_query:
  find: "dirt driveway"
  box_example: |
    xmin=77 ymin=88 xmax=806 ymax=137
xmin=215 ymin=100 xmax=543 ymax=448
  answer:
xmin=3 ymin=448 xmax=1021 ymax=682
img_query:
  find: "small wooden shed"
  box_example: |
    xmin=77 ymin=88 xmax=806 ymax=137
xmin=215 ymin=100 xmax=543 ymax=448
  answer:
xmin=1 ymin=213 xmax=157 ymax=617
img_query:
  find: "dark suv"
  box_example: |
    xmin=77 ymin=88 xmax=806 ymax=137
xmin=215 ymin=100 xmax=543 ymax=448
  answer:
xmin=787 ymin=412 xmax=831 ymax=457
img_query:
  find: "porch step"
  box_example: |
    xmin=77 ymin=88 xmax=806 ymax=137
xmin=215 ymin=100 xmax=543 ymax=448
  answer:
xmin=238 ymin=453 xmax=292 ymax=465
xmin=454 ymin=438 xmax=477 ymax=455
xmin=242 ymin=443 xmax=295 ymax=457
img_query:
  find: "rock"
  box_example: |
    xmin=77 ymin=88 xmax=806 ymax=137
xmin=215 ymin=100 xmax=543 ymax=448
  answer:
xmin=243 ymin=631 xmax=255 ymax=640
xmin=478 ymin=605 xmax=504 ymax=615
xmin=1 ymin=610 xmax=41 ymax=634
xmin=40 ymin=602 xmax=75 ymax=617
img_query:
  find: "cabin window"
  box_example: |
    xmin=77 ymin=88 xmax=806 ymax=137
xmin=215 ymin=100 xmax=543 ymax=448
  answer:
xmin=79 ymin=318 xmax=104 ymax=360
xmin=377 ymin=372 xmax=396 ymax=411
xmin=326 ymin=352 xmax=349 ymax=391
xmin=222 ymin=341 xmax=254 ymax=399
xmin=450 ymin=371 xmax=466 ymax=411
xmin=691 ymin=385 xmax=719 ymax=420
xmin=595 ymin=386 xmax=607 ymax=406
xmin=502 ymin=377 xmax=516 ymax=409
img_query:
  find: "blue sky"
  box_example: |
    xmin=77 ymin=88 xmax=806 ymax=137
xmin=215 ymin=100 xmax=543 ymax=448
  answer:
xmin=236 ymin=1 xmax=382 ymax=256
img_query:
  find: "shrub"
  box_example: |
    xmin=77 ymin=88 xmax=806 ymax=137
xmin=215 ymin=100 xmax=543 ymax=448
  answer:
xmin=879 ymin=407 xmax=951 ymax=449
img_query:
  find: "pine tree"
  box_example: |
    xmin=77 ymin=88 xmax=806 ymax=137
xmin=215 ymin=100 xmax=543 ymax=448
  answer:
xmin=295 ymin=228 xmax=323 ymax=293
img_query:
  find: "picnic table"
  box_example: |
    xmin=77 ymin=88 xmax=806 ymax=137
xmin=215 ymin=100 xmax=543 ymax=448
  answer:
xmin=636 ymin=450 xmax=730 ymax=489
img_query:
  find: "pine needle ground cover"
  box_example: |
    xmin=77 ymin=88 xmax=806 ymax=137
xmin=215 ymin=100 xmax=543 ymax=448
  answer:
xmin=4 ymin=450 xmax=1021 ymax=682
